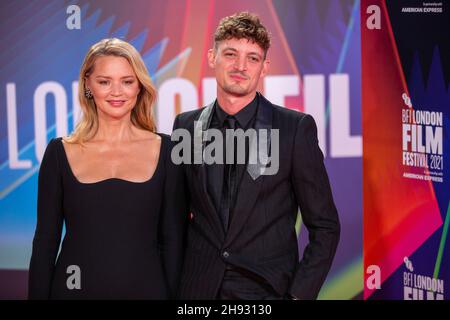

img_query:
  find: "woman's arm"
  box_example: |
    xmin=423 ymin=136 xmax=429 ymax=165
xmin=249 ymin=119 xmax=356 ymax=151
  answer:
xmin=28 ymin=139 xmax=64 ymax=299
xmin=159 ymin=137 xmax=188 ymax=299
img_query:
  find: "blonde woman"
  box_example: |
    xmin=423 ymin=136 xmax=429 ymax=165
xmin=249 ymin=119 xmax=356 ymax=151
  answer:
xmin=28 ymin=38 xmax=186 ymax=299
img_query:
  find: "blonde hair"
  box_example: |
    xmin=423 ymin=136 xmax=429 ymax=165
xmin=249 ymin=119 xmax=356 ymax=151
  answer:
xmin=65 ymin=38 xmax=157 ymax=144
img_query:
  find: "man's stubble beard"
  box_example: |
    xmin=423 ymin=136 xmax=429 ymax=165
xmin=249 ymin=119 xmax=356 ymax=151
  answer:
xmin=222 ymin=83 xmax=249 ymax=97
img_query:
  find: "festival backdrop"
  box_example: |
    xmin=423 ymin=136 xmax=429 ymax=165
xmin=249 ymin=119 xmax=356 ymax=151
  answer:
xmin=0 ymin=0 xmax=363 ymax=299
xmin=362 ymin=0 xmax=449 ymax=300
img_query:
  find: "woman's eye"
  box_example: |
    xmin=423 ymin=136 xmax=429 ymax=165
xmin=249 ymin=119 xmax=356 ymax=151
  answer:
xmin=124 ymin=80 xmax=134 ymax=85
xmin=99 ymin=81 xmax=109 ymax=85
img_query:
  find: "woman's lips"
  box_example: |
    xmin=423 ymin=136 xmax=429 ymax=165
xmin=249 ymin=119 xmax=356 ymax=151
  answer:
xmin=107 ymin=100 xmax=126 ymax=107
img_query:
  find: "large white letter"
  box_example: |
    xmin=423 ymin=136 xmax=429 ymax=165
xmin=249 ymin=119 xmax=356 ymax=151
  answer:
xmin=7 ymin=83 xmax=32 ymax=169
xmin=264 ymin=75 xmax=299 ymax=106
xmin=157 ymin=78 xmax=197 ymax=134
xmin=330 ymin=74 xmax=362 ymax=157
xmin=304 ymin=75 xmax=326 ymax=155
xmin=202 ymin=77 xmax=216 ymax=106
xmin=34 ymin=82 xmax=68 ymax=162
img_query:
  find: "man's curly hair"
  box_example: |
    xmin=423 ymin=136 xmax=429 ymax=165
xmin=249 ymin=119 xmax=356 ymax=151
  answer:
xmin=214 ymin=12 xmax=271 ymax=58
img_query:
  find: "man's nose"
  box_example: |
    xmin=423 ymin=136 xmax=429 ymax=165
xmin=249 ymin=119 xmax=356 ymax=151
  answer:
xmin=234 ymin=56 xmax=248 ymax=72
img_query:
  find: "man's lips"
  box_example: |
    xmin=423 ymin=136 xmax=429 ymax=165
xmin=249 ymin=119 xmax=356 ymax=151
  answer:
xmin=107 ymin=100 xmax=126 ymax=107
xmin=229 ymin=73 xmax=248 ymax=81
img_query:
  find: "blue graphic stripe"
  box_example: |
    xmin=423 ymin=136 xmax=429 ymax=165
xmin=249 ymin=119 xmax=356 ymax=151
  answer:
xmin=434 ymin=201 xmax=450 ymax=279
xmin=0 ymin=1 xmax=64 ymax=66
xmin=336 ymin=0 xmax=359 ymax=73
xmin=326 ymin=0 xmax=360 ymax=123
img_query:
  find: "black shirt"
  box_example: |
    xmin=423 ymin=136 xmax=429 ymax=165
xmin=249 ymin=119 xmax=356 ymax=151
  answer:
xmin=205 ymin=95 xmax=258 ymax=225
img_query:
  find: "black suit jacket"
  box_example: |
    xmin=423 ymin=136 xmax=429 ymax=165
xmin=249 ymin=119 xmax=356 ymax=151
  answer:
xmin=173 ymin=93 xmax=340 ymax=299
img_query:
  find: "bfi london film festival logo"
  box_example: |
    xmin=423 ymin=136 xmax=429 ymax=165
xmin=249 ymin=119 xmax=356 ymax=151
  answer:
xmin=403 ymin=257 xmax=444 ymax=300
xmin=401 ymin=93 xmax=444 ymax=183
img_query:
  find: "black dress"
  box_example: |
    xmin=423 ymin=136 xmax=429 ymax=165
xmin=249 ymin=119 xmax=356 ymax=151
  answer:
xmin=28 ymin=134 xmax=187 ymax=299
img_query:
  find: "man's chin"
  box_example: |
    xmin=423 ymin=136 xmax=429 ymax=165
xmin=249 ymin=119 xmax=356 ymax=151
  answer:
xmin=224 ymin=85 xmax=250 ymax=97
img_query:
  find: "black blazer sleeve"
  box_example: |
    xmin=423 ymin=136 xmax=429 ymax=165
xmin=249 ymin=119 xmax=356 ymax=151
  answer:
xmin=28 ymin=138 xmax=64 ymax=299
xmin=159 ymin=136 xmax=188 ymax=299
xmin=289 ymin=114 xmax=340 ymax=299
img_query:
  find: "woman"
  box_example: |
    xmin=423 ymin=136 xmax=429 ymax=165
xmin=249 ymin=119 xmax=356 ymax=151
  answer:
xmin=28 ymin=38 xmax=186 ymax=299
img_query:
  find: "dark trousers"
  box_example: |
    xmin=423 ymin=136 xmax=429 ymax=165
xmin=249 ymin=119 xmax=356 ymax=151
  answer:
xmin=217 ymin=266 xmax=284 ymax=300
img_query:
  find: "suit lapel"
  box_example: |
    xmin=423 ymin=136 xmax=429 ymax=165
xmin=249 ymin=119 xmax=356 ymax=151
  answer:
xmin=247 ymin=93 xmax=273 ymax=180
xmin=191 ymin=102 xmax=226 ymax=242
xmin=225 ymin=93 xmax=273 ymax=247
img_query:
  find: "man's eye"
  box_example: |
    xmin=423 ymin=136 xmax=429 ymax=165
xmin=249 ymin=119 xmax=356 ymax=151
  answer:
xmin=249 ymin=56 xmax=259 ymax=62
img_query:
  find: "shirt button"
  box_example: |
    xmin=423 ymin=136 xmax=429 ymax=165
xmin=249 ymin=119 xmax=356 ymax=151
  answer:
xmin=223 ymin=251 xmax=229 ymax=258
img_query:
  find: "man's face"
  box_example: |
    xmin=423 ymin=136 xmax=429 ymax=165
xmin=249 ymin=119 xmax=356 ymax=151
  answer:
xmin=208 ymin=38 xmax=269 ymax=98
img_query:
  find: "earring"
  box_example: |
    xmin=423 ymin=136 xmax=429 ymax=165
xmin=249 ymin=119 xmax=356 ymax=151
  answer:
xmin=84 ymin=87 xmax=93 ymax=99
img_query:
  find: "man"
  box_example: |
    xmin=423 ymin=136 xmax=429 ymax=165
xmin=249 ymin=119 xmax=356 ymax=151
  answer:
xmin=172 ymin=12 xmax=340 ymax=300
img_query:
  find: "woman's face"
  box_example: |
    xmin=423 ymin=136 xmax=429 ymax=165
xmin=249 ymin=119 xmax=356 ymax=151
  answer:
xmin=86 ymin=56 xmax=140 ymax=121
